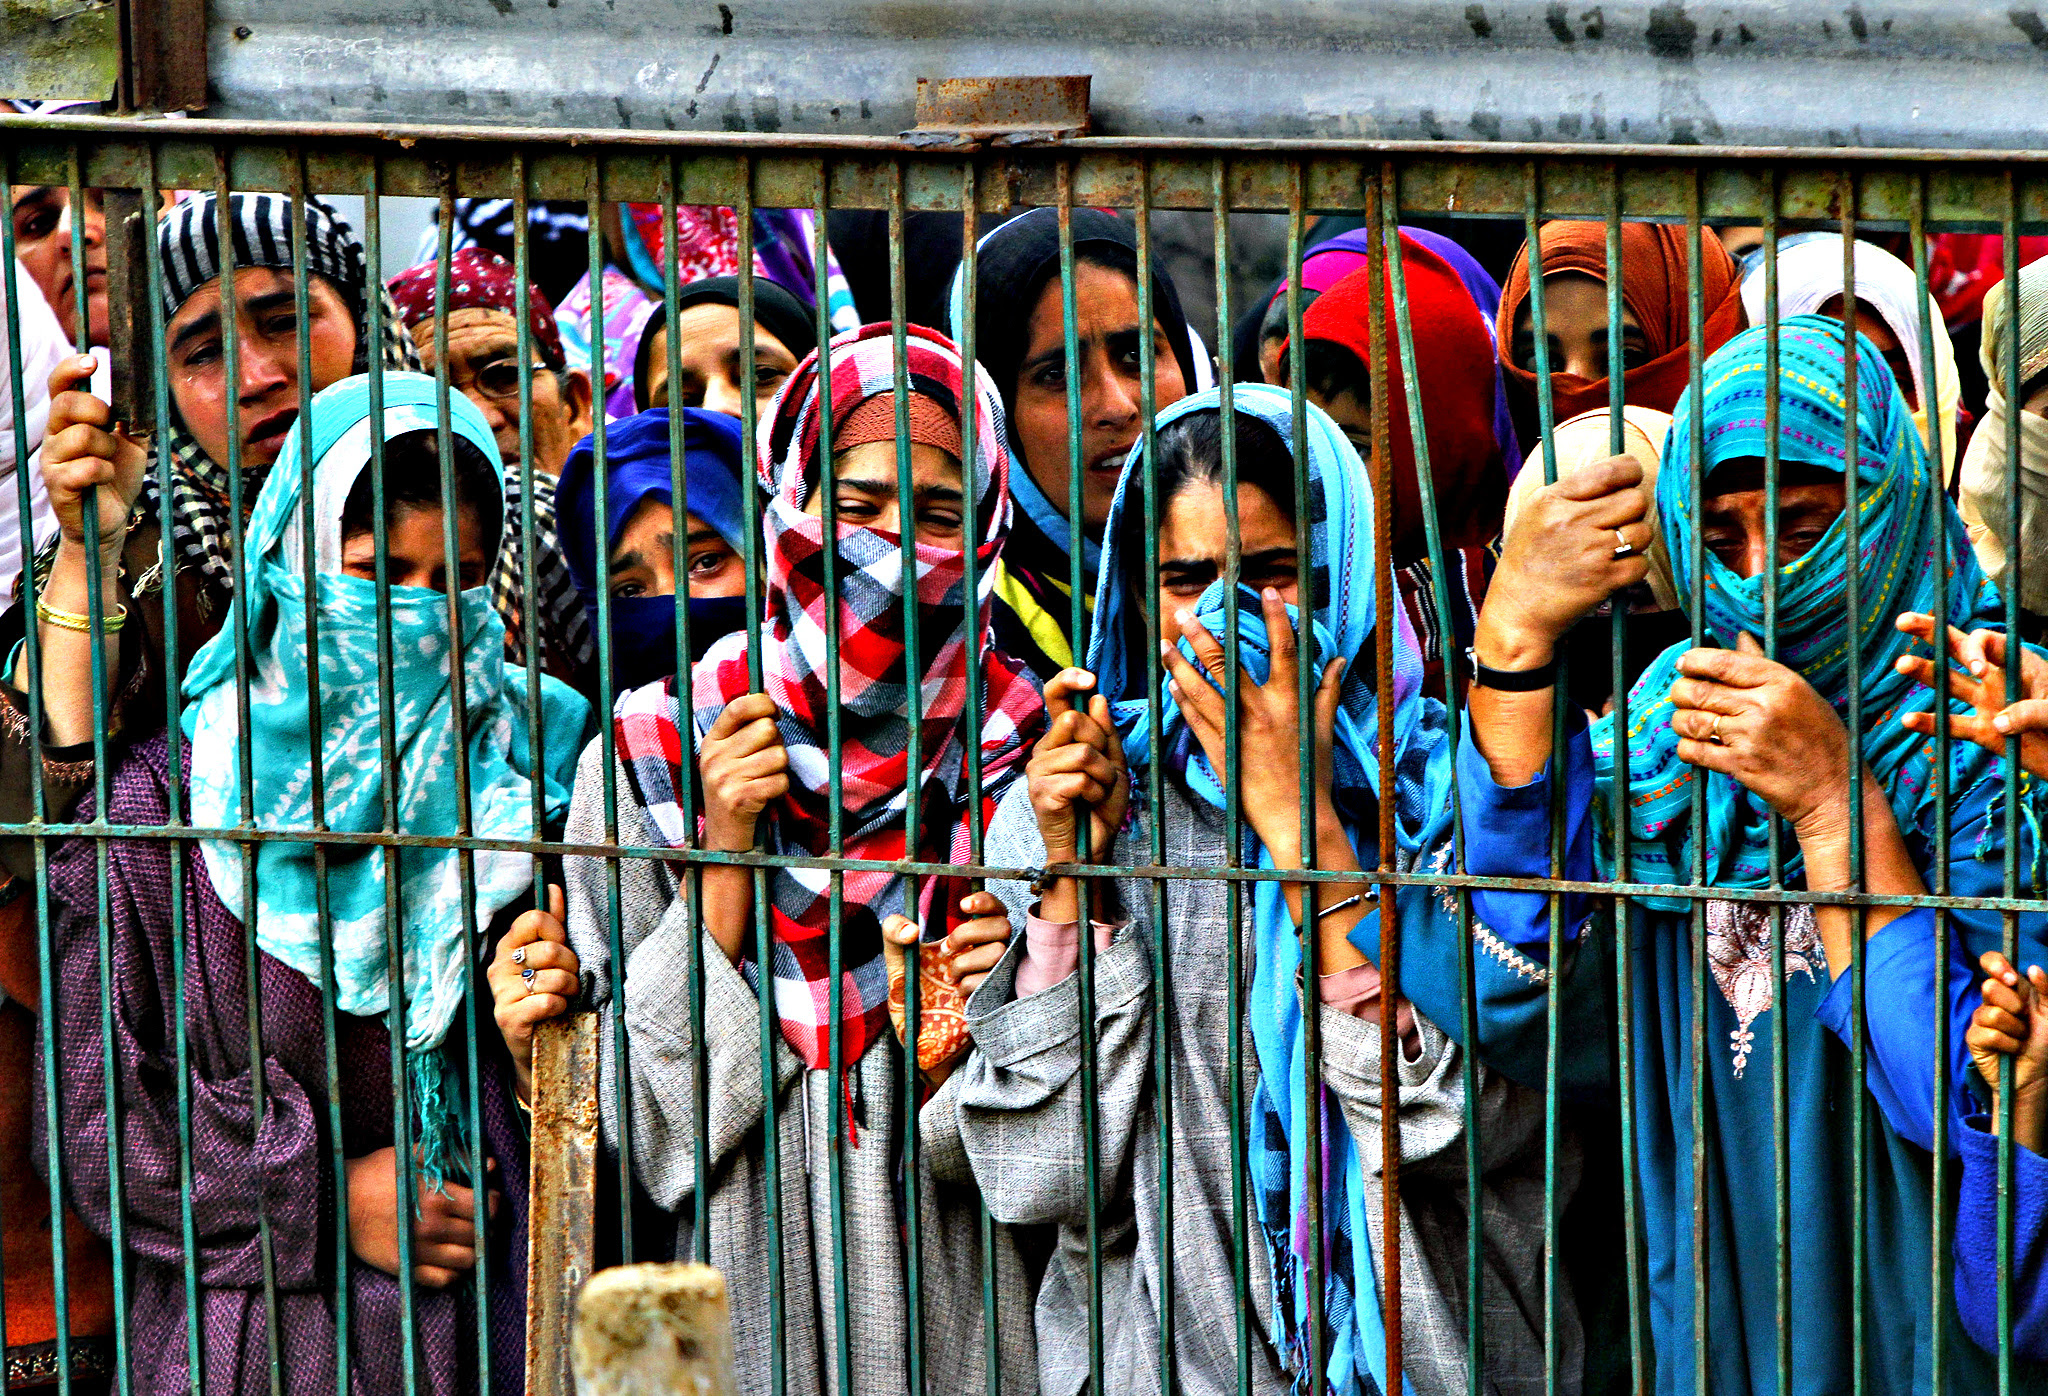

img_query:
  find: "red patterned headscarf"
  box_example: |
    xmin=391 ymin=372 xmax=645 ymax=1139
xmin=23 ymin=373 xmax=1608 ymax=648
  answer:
xmin=386 ymin=247 xmax=566 ymax=372
xmin=614 ymin=323 xmax=1043 ymax=1073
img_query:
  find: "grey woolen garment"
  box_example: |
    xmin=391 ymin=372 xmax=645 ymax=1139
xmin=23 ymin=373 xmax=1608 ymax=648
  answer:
xmin=559 ymin=735 xmax=1039 ymax=1396
xmin=957 ymin=777 xmax=1582 ymax=1396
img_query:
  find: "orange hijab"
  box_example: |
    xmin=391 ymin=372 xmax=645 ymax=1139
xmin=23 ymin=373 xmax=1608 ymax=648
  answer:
xmin=1496 ymin=221 xmax=1743 ymax=451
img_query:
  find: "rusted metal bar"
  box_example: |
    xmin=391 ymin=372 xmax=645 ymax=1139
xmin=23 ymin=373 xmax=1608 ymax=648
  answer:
xmin=526 ymin=1013 xmax=602 ymax=1396
xmin=906 ymin=75 xmax=1091 ymax=147
xmin=99 ymin=187 xmax=152 ymax=431
xmin=117 ymin=0 xmax=206 ymax=112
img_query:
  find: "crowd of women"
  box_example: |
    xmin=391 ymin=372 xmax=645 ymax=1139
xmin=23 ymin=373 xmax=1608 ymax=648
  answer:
xmin=12 ymin=177 xmax=2048 ymax=1396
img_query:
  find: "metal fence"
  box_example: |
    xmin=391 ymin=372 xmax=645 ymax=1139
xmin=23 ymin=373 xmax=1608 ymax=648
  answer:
xmin=2 ymin=111 xmax=2045 ymax=1396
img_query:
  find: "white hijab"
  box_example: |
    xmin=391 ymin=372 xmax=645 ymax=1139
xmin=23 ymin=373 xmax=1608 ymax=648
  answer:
xmin=2 ymin=259 xmax=68 ymax=594
xmin=1740 ymin=235 xmax=1962 ymax=483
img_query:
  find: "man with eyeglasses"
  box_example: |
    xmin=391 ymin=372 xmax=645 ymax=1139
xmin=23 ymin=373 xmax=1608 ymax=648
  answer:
xmin=389 ymin=247 xmax=596 ymax=480
xmin=388 ymin=248 xmax=598 ymax=687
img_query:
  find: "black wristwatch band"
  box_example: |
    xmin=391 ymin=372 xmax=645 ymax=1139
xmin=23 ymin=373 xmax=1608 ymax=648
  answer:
xmin=1467 ymin=647 xmax=1559 ymax=692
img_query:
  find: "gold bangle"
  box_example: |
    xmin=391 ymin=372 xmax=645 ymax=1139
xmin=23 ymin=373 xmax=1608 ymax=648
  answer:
xmin=36 ymin=596 xmax=126 ymax=634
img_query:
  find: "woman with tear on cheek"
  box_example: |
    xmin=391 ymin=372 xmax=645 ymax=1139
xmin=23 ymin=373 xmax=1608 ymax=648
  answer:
xmin=540 ymin=324 xmax=1046 ymax=1395
xmin=955 ymin=385 xmax=1581 ymax=1396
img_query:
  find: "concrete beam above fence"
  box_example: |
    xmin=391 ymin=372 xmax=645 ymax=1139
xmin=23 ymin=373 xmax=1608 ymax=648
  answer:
xmin=188 ymin=0 xmax=2048 ymax=150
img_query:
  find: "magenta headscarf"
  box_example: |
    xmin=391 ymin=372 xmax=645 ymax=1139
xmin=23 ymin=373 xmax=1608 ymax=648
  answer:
xmin=1272 ymin=227 xmax=1520 ymax=474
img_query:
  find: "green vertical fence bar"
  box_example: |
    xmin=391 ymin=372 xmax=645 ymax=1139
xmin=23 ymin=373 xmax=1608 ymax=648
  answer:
xmin=1682 ymin=169 xmax=1710 ymax=1396
xmin=1359 ymin=166 xmax=1405 ymax=1394
xmin=582 ymin=150 xmax=642 ymax=1276
xmin=1907 ymin=163 xmax=1957 ymax=1396
xmin=360 ymin=156 xmax=424 ymax=1395
xmin=1519 ymin=157 xmax=1571 ymax=1396
xmin=1053 ymin=156 xmax=1109 ymax=1396
xmin=425 ymin=160 xmax=495 ymax=1396
xmin=63 ymin=145 xmax=130 ymax=1396
xmin=1998 ymin=171 xmax=2026 ymax=1396
xmin=1281 ymin=154 xmax=1329 ymax=1392
xmin=654 ymin=150 xmax=715 ymax=1265
xmin=811 ymin=160 xmax=851 ymax=1396
xmin=1378 ymin=161 xmax=1486 ymax=1396
xmin=884 ymin=154 xmax=933 ymax=1393
xmin=0 ymin=139 xmax=69 ymax=1396
xmin=956 ymin=154 xmax=1004 ymax=1396
xmin=210 ymin=146 xmax=291 ymax=1396
xmin=1835 ymin=171 xmax=1871 ymax=1396
xmin=138 ymin=138 xmax=209 ymax=1396
xmin=1210 ymin=155 xmax=1257 ymax=1396
xmin=285 ymin=149 xmax=353 ymax=1396
xmin=1601 ymin=164 xmax=1652 ymax=1396
xmin=730 ymin=152 xmax=789 ymax=1396
xmin=1760 ymin=166 xmax=1791 ymax=1396
xmin=512 ymin=153 xmax=549 ymax=912
xmin=1132 ymin=154 xmax=1177 ymax=1396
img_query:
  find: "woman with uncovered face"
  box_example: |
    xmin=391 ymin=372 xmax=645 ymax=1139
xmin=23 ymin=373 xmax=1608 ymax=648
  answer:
xmin=4 ymin=192 xmax=418 ymax=882
xmin=554 ymin=405 xmax=753 ymax=689
xmin=952 ymin=207 xmax=1199 ymax=682
xmin=1462 ymin=316 xmax=2048 ymax=1393
xmin=631 ymin=274 xmax=818 ymax=420
xmin=957 ymin=384 xmax=1585 ymax=1396
xmin=529 ymin=324 xmax=1043 ymax=1395
xmin=40 ymin=372 xmax=590 ymax=1396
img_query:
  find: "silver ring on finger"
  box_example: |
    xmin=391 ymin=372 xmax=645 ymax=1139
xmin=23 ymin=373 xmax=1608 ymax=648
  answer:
xmin=521 ymin=966 xmax=536 ymax=988
xmin=511 ymin=947 xmax=525 ymax=965
xmin=1612 ymin=528 xmax=1637 ymax=559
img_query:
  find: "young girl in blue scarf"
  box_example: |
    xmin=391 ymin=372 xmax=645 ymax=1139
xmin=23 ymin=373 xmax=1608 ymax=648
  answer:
xmin=42 ymin=372 xmax=589 ymax=1396
xmin=554 ymin=406 xmax=754 ymax=691
xmin=958 ymin=383 xmax=1586 ymax=1396
xmin=1460 ymin=314 xmax=2048 ymax=1393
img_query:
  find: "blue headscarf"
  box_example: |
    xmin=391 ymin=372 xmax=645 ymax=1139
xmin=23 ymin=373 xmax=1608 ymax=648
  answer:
xmin=182 ymin=372 xmax=590 ymax=1185
xmin=556 ymin=407 xmax=752 ymax=688
xmin=1597 ymin=315 xmax=2010 ymax=906
xmin=1088 ymin=383 xmax=1444 ymax=1396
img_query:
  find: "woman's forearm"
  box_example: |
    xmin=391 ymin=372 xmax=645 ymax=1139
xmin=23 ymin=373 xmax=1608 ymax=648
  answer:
xmin=1261 ymin=803 xmax=1372 ymax=974
xmin=1796 ymin=767 xmax=1928 ymax=978
xmin=20 ymin=541 xmax=123 ymax=749
xmin=1467 ymin=605 xmax=1566 ymax=788
xmin=699 ymin=864 xmax=756 ymax=964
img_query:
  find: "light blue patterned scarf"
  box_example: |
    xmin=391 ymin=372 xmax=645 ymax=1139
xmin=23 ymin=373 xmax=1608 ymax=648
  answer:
xmin=182 ymin=372 xmax=589 ymax=1184
xmin=1089 ymin=383 xmax=1445 ymax=1396
xmin=1598 ymin=315 xmax=2010 ymax=908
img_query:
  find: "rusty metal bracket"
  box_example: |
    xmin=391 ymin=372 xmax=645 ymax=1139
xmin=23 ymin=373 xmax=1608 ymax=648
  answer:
xmin=101 ymin=188 xmax=153 ymax=432
xmin=904 ymin=75 xmax=1090 ymax=149
xmin=117 ymin=0 xmax=207 ymax=112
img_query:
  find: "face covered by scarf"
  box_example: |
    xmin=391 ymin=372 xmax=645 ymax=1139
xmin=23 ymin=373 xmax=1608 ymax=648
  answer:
xmin=1740 ymin=233 xmax=1963 ymax=485
xmin=1294 ymin=245 xmax=1506 ymax=560
xmin=611 ymin=323 xmax=1045 ymax=1074
xmin=1496 ymin=220 xmax=1744 ymax=451
xmin=180 ymin=371 xmax=590 ymax=1184
xmin=1955 ymin=261 xmax=2048 ymax=612
xmin=136 ymin=193 xmax=422 ymax=597
xmin=1088 ymin=382 xmax=1457 ymax=1396
xmin=555 ymin=406 xmax=752 ymax=687
xmin=1600 ymin=316 xmax=2005 ymax=905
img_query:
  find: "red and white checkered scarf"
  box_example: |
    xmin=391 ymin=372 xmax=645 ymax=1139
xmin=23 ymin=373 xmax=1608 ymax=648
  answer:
xmin=615 ymin=323 xmax=1042 ymax=1073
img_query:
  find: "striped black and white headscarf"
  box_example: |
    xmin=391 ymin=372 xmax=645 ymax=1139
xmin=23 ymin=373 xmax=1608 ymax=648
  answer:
xmin=129 ymin=192 xmax=592 ymax=681
xmin=135 ymin=192 xmax=419 ymax=599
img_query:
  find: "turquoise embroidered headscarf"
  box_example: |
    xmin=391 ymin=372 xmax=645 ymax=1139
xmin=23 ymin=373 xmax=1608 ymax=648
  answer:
xmin=1088 ymin=384 xmax=1440 ymax=1396
xmin=1598 ymin=315 xmax=2007 ymax=908
xmin=182 ymin=371 xmax=590 ymax=1183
